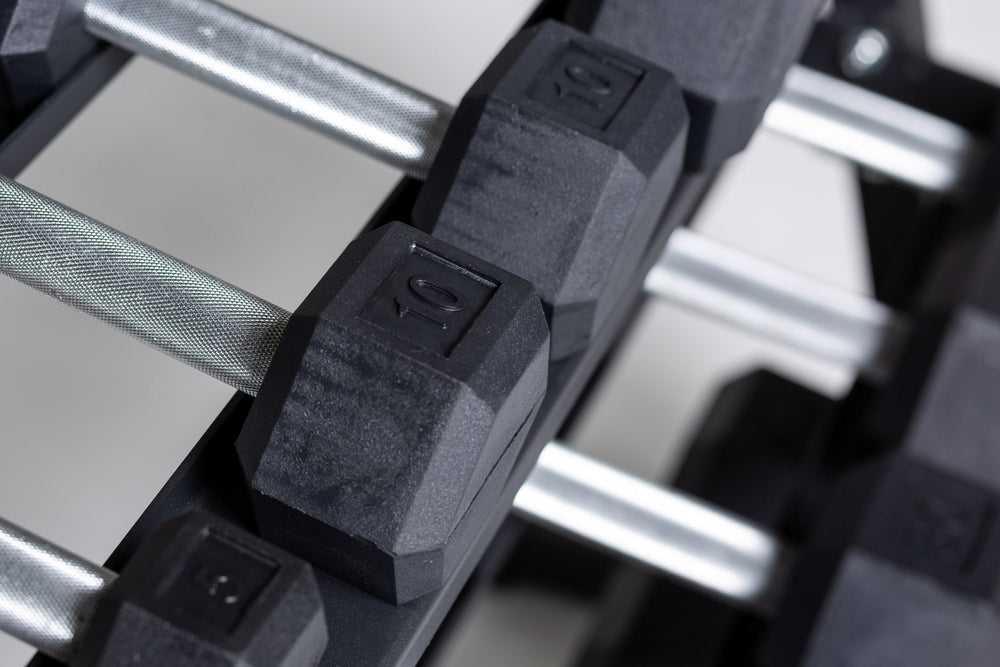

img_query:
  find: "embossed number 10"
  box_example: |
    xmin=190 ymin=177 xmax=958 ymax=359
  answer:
xmin=396 ymin=275 xmax=464 ymax=331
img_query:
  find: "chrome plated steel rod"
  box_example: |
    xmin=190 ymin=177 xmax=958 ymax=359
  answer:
xmin=514 ymin=442 xmax=789 ymax=611
xmin=83 ymin=0 xmax=453 ymax=179
xmin=646 ymin=228 xmax=909 ymax=380
xmin=0 ymin=517 xmax=115 ymax=662
xmin=82 ymin=0 xmax=974 ymax=190
xmin=0 ymin=176 xmax=289 ymax=395
xmin=764 ymin=65 xmax=976 ymax=193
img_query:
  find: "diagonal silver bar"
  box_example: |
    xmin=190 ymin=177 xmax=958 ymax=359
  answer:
xmin=82 ymin=0 xmax=974 ymax=191
xmin=82 ymin=0 xmax=453 ymax=180
xmin=0 ymin=517 xmax=116 ymax=662
xmin=646 ymin=228 xmax=908 ymax=380
xmin=514 ymin=442 xmax=790 ymax=611
xmin=0 ymin=173 xmax=902 ymax=393
xmin=764 ymin=65 xmax=977 ymax=193
xmin=0 ymin=175 xmax=289 ymax=395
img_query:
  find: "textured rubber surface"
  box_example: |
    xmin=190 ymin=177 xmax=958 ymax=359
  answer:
xmin=413 ymin=21 xmax=687 ymax=359
xmin=237 ymin=222 xmax=549 ymax=604
xmin=75 ymin=511 xmax=327 ymax=667
xmin=0 ymin=175 xmax=289 ymax=395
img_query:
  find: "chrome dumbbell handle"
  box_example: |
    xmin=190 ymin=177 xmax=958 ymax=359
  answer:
xmin=83 ymin=0 xmax=453 ymax=180
xmin=0 ymin=176 xmax=287 ymax=396
xmin=0 ymin=517 xmax=115 ymax=662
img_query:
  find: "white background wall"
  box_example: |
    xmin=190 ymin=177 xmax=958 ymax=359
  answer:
xmin=0 ymin=1 xmax=997 ymax=664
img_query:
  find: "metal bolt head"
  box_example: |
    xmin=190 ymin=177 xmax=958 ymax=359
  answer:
xmin=841 ymin=27 xmax=892 ymax=79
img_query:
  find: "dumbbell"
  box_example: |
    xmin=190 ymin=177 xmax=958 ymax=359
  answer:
xmin=0 ymin=510 xmax=326 ymax=666
xmin=0 ymin=174 xmax=550 ymax=605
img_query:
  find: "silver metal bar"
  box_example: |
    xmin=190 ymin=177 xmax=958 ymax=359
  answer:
xmin=82 ymin=0 xmax=974 ymax=191
xmin=645 ymin=228 xmax=907 ymax=380
xmin=765 ymin=65 xmax=977 ymax=193
xmin=0 ymin=175 xmax=289 ymax=396
xmin=514 ymin=442 xmax=789 ymax=611
xmin=0 ymin=517 xmax=116 ymax=662
xmin=82 ymin=0 xmax=454 ymax=180
xmin=0 ymin=169 xmax=902 ymax=397
xmin=0 ymin=444 xmax=785 ymax=661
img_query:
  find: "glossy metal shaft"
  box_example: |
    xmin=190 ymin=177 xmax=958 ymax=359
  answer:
xmin=0 ymin=517 xmax=115 ymax=662
xmin=514 ymin=443 xmax=789 ymax=611
xmin=83 ymin=0 xmax=453 ymax=179
xmin=646 ymin=228 xmax=908 ymax=380
xmin=0 ymin=175 xmax=289 ymax=395
xmin=82 ymin=0 xmax=973 ymax=190
xmin=765 ymin=65 xmax=976 ymax=193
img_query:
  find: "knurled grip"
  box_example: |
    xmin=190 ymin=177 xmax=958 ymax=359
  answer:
xmin=83 ymin=0 xmax=454 ymax=180
xmin=0 ymin=517 xmax=115 ymax=662
xmin=0 ymin=176 xmax=289 ymax=396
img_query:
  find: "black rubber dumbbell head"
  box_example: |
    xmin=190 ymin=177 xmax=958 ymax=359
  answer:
xmin=765 ymin=455 xmax=1000 ymax=666
xmin=565 ymin=0 xmax=825 ymax=170
xmin=766 ymin=307 xmax=1000 ymax=666
xmin=0 ymin=0 xmax=96 ymax=114
xmin=413 ymin=20 xmax=687 ymax=360
xmin=236 ymin=221 xmax=549 ymax=605
xmin=73 ymin=511 xmax=328 ymax=667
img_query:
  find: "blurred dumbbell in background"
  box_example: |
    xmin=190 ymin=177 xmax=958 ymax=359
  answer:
xmin=0 ymin=0 xmax=999 ymax=664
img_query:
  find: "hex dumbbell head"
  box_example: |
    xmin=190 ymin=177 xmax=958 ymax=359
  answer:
xmin=565 ymin=0 xmax=824 ymax=169
xmin=765 ymin=456 xmax=1000 ymax=666
xmin=766 ymin=310 xmax=1000 ymax=665
xmin=73 ymin=511 xmax=327 ymax=667
xmin=236 ymin=222 xmax=549 ymax=605
xmin=412 ymin=20 xmax=687 ymax=360
xmin=0 ymin=0 xmax=96 ymax=114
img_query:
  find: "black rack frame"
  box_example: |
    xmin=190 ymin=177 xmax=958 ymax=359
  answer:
xmin=4 ymin=0 xmax=998 ymax=665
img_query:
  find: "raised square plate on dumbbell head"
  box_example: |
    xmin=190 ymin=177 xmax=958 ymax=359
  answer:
xmin=73 ymin=511 xmax=327 ymax=667
xmin=413 ymin=20 xmax=687 ymax=360
xmin=236 ymin=221 xmax=549 ymax=605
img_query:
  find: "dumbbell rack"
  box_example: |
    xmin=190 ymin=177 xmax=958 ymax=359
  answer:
xmin=2 ymin=0 xmax=999 ymax=665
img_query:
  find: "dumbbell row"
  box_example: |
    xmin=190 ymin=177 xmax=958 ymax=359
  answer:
xmin=0 ymin=163 xmax=884 ymax=657
xmin=41 ymin=0 xmax=970 ymax=191
xmin=0 ymin=441 xmax=787 ymax=662
xmin=3 ymin=16 xmax=854 ymax=620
